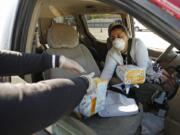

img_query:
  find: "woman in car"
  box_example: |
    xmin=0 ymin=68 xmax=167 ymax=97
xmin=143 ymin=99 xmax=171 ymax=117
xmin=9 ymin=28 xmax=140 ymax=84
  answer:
xmin=101 ymin=21 xmax=152 ymax=81
xmin=0 ymin=50 xmax=95 ymax=135
xmin=100 ymin=21 xmax=171 ymax=111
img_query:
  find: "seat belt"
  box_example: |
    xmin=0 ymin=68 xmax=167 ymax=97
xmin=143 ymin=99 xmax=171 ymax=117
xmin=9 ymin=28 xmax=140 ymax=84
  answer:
xmin=121 ymin=38 xmax=133 ymax=65
xmin=127 ymin=38 xmax=133 ymax=64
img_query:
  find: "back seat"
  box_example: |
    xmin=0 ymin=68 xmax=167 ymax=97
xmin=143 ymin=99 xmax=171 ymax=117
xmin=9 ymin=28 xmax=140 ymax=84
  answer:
xmin=44 ymin=23 xmax=142 ymax=135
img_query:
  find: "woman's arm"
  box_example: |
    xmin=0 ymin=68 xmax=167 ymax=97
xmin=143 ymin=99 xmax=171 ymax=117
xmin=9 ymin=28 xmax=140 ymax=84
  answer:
xmin=100 ymin=50 xmax=120 ymax=81
xmin=134 ymin=39 xmax=149 ymax=70
xmin=0 ymin=77 xmax=88 ymax=135
xmin=0 ymin=50 xmax=59 ymax=76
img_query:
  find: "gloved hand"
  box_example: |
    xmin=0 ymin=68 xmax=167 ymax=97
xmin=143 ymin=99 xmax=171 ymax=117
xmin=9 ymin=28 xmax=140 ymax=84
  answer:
xmin=59 ymin=55 xmax=86 ymax=74
xmin=81 ymin=72 xmax=97 ymax=93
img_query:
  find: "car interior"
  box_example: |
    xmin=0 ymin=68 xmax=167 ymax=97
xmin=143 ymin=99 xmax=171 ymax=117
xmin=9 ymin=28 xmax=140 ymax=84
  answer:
xmin=11 ymin=0 xmax=180 ymax=135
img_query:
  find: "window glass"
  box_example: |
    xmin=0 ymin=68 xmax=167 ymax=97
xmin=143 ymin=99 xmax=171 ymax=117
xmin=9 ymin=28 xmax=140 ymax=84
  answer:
xmin=53 ymin=16 xmax=77 ymax=29
xmin=134 ymin=19 xmax=170 ymax=52
xmin=85 ymin=14 xmax=122 ymax=42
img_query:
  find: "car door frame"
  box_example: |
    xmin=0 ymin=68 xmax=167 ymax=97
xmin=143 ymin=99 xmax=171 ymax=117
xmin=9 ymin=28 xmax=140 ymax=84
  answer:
xmin=11 ymin=0 xmax=37 ymax=52
xmin=11 ymin=0 xmax=180 ymax=57
xmin=100 ymin=0 xmax=180 ymax=49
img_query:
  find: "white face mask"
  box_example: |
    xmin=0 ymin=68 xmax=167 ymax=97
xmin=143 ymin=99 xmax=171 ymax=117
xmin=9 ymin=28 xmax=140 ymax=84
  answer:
xmin=112 ymin=38 xmax=125 ymax=50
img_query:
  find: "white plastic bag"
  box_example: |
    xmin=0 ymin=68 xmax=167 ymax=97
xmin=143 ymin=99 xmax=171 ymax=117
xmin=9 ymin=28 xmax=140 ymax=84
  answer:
xmin=75 ymin=78 xmax=108 ymax=117
xmin=98 ymin=91 xmax=139 ymax=117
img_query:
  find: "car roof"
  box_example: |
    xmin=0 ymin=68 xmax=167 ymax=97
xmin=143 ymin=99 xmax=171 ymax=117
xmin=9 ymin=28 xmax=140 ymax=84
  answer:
xmin=40 ymin=0 xmax=126 ymax=18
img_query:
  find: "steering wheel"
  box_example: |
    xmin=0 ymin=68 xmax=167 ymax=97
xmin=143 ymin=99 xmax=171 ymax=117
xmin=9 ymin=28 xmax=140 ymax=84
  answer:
xmin=156 ymin=44 xmax=174 ymax=63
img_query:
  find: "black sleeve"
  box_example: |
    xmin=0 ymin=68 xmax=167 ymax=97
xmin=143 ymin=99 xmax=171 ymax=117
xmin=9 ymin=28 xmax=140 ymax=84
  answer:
xmin=0 ymin=76 xmax=88 ymax=135
xmin=0 ymin=50 xmax=59 ymax=76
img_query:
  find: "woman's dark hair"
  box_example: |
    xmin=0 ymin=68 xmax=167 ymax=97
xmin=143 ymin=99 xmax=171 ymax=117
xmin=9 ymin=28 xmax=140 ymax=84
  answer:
xmin=108 ymin=22 xmax=128 ymax=36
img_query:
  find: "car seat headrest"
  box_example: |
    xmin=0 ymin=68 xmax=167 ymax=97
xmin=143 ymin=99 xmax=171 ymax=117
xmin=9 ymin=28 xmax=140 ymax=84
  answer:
xmin=47 ymin=24 xmax=79 ymax=49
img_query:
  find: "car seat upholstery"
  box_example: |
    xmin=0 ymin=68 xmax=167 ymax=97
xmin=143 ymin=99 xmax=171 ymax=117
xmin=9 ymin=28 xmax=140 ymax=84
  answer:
xmin=44 ymin=23 xmax=100 ymax=78
xmin=44 ymin=23 xmax=142 ymax=135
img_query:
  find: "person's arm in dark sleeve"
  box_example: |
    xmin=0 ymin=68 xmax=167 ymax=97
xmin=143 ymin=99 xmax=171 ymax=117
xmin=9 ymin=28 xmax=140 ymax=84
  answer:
xmin=0 ymin=50 xmax=59 ymax=76
xmin=0 ymin=77 xmax=88 ymax=135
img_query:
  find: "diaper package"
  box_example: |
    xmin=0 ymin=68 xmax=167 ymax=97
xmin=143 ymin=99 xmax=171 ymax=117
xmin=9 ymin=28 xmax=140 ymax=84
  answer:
xmin=75 ymin=78 xmax=108 ymax=117
xmin=116 ymin=65 xmax=146 ymax=84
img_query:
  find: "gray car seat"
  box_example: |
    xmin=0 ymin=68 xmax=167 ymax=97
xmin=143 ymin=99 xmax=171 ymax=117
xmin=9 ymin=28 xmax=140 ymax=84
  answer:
xmin=44 ymin=23 xmax=142 ymax=135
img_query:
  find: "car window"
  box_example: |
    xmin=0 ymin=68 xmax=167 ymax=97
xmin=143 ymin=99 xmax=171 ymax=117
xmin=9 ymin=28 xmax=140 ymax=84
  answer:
xmin=53 ymin=15 xmax=77 ymax=29
xmin=84 ymin=14 xmax=123 ymax=42
xmin=134 ymin=19 xmax=171 ymax=52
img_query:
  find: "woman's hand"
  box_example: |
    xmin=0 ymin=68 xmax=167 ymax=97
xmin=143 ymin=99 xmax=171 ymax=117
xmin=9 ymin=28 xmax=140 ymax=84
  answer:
xmin=161 ymin=69 xmax=176 ymax=90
